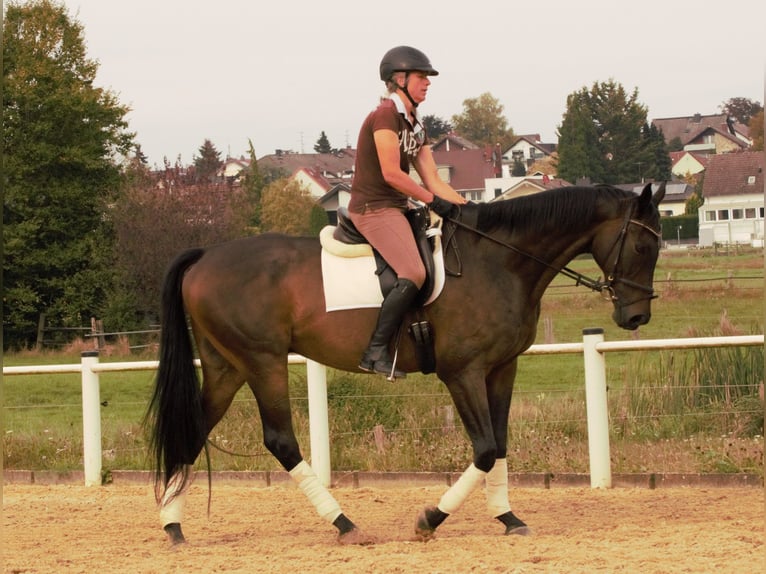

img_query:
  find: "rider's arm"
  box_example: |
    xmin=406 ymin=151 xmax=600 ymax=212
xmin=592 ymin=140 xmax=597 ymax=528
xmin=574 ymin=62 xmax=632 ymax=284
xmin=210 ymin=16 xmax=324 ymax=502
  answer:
xmin=373 ymin=129 xmax=434 ymax=203
xmin=412 ymin=145 xmax=467 ymax=204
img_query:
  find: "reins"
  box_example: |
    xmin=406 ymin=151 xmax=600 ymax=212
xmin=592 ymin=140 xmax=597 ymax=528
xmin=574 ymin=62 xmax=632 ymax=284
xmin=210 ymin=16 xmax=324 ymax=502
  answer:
xmin=441 ymin=204 xmax=660 ymax=302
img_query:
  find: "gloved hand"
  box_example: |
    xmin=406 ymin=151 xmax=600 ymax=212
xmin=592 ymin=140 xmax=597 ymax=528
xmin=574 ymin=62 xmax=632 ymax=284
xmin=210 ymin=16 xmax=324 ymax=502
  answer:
xmin=428 ymin=195 xmax=455 ymax=218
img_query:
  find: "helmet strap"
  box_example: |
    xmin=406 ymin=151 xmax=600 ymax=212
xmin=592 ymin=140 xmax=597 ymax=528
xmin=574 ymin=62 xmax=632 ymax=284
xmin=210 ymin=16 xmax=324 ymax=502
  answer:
xmin=397 ymin=73 xmax=419 ymax=109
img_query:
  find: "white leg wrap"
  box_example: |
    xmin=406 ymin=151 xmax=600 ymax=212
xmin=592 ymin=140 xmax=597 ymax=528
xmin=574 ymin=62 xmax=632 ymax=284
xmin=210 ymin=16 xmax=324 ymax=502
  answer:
xmin=437 ymin=463 xmax=486 ymax=515
xmin=159 ymin=469 xmax=190 ymax=527
xmin=289 ymin=460 xmax=342 ymax=524
xmin=485 ymin=458 xmax=511 ymax=517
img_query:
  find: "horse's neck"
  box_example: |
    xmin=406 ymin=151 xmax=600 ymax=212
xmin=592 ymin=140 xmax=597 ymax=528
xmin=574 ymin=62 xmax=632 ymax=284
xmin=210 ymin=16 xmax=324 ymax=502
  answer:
xmin=483 ymin=221 xmax=598 ymax=303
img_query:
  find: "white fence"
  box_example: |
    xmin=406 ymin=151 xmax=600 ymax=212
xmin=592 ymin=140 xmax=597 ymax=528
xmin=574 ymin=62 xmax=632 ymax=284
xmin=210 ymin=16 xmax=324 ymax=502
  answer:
xmin=4 ymin=330 xmax=763 ymax=488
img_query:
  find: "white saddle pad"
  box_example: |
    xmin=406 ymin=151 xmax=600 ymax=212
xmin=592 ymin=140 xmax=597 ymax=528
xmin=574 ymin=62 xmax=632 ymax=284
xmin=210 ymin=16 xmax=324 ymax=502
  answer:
xmin=319 ymin=224 xmax=445 ymax=312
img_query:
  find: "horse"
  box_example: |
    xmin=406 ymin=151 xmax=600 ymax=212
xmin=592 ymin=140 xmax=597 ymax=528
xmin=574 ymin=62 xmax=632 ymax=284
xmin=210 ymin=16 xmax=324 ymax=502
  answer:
xmin=146 ymin=181 xmax=666 ymax=545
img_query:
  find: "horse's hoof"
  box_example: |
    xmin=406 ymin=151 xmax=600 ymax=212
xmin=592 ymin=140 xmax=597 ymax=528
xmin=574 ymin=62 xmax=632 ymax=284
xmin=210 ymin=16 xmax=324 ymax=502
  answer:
xmin=337 ymin=527 xmax=375 ymax=545
xmin=498 ymin=511 xmax=531 ymax=536
xmin=164 ymin=523 xmax=186 ymax=545
xmin=414 ymin=508 xmax=437 ymax=541
xmin=505 ymin=524 xmax=532 ymax=536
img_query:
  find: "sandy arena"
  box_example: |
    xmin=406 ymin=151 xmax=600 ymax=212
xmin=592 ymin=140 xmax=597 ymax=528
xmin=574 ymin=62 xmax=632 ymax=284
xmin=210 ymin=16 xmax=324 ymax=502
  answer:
xmin=3 ymin=480 xmax=764 ymax=573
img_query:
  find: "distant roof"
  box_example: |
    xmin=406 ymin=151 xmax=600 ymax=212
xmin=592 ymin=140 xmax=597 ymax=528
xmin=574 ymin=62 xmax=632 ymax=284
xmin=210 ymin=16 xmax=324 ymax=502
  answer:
xmin=652 ymin=113 xmax=749 ymax=146
xmin=431 ymin=147 xmax=495 ymax=191
xmin=668 ymin=150 xmax=711 ymax=168
xmin=702 ymin=151 xmax=764 ymax=197
xmin=432 ymin=133 xmax=480 ymax=151
xmin=258 ymin=149 xmax=357 ymax=177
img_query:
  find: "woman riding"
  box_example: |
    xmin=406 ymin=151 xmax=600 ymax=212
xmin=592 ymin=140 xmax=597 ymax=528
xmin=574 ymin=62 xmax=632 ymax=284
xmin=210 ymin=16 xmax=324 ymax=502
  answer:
xmin=348 ymin=45 xmax=467 ymax=378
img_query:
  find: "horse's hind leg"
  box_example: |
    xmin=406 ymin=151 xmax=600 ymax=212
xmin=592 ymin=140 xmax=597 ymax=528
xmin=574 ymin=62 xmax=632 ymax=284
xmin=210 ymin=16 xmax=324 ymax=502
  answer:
xmin=246 ymin=355 xmax=373 ymax=545
xmin=160 ymin=340 xmax=247 ymax=545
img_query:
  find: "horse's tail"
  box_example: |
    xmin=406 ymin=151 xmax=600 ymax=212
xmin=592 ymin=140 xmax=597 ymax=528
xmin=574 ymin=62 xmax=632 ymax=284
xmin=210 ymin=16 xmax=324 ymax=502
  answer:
xmin=145 ymin=247 xmax=207 ymax=502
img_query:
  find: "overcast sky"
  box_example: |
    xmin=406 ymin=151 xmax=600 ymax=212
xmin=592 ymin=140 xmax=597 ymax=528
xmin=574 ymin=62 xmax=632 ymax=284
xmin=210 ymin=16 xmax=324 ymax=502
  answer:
xmin=61 ymin=0 xmax=765 ymax=168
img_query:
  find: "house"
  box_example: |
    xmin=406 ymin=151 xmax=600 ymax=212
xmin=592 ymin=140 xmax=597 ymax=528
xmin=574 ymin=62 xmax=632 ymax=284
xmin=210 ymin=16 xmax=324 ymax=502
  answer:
xmin=617 ymin=182 xmax=694 ymax=217
xmin=503 ymin=134 xmax=557 ymax=172
xmin=698 ymin=151 xmax=764 ymax=247
xmin=652 ymin=114 xmax=751 ymax=155
xmin=220 ymin=157 xmax=251 ymax=181
xmin=257 ymin=148 xmax=357 ymax=182
xmin=669 ymin=150 xmax=710 ymax=179
xmin=488 ymin=175 xmax=573 ymax=201
xmin=411 ymin=134 xmax=498 ymax=202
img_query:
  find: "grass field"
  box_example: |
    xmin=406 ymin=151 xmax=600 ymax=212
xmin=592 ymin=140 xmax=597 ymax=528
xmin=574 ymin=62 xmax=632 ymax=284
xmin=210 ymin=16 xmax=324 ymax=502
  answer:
xmin=3 ymin=247 xmax=763 ymax=478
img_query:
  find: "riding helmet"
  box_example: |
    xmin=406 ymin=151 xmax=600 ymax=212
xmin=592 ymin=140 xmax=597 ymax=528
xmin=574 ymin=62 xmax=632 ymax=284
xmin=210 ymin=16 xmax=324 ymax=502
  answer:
xmin=379 ymin=46 xmax=439 ymax=81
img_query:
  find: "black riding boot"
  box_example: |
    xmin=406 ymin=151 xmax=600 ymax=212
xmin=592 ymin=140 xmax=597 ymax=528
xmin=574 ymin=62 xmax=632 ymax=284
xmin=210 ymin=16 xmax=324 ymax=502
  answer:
xmin=359 ymin=278 xmax=419 ymax=378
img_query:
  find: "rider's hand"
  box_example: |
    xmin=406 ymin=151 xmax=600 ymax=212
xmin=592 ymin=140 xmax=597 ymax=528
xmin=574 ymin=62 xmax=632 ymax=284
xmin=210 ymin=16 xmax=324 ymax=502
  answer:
xmin=429 ymin=195 xmax=456 ymax=218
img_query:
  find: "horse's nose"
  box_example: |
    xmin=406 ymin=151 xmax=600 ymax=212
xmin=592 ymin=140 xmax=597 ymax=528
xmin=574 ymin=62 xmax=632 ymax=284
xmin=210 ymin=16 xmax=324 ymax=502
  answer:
xmin=625 ymin=312 xmax=650 ymax=330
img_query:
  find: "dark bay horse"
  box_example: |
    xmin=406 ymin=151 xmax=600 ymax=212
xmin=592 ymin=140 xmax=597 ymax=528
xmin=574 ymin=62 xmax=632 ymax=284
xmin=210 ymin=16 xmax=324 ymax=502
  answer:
xmin=147 ymin=182 xmax=665 ymax=545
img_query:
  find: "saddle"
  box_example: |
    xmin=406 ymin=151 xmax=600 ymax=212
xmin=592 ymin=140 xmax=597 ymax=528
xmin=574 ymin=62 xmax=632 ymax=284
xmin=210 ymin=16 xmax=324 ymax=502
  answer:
xmin=333 ymin=206 xmax=438 ymax=307
xmin=329 ymin=205 xmax=441 ymax=373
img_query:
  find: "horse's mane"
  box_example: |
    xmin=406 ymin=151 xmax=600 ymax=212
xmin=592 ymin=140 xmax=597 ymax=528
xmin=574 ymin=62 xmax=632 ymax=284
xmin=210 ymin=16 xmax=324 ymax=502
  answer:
xmin=475 ymin=184 xmax=636 ymax=235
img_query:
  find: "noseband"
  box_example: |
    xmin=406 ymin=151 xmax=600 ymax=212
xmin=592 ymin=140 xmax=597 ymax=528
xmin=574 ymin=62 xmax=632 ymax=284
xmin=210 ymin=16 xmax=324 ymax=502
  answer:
xmin=444 ymin=205 xmax=661 ymax=306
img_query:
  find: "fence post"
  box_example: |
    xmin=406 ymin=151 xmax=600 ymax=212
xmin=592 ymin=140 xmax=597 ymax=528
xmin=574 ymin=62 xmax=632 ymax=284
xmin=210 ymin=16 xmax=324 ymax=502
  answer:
xmin=81 ymin=351 xmax=102 ymax=486
xmin=582 ymin=328 xmax=612 ymax=488
xmin=306 ymin=360 xmax=331 ymax=487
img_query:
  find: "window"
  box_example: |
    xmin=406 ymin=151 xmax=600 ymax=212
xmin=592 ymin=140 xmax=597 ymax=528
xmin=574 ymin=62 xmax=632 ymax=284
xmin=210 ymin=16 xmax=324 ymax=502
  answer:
xmin=745 ymin=208 xmax=756 ymax=219
xmin=468 ymin=191 xmax=482 ymax=201
xmin=706 ymin=210 xmax=717 ymax=222
xmin=747 ymin=176 xmax=756 ymax=184
xmin=494 ymin=188 xmax=502 ymax=198
xmin=761 ymin=207 xmax=765 ymax=218
xmin=732 ymin=209 xmax=744 ymax=220
xmin=717 ymin=210 xmax=729 ymax=220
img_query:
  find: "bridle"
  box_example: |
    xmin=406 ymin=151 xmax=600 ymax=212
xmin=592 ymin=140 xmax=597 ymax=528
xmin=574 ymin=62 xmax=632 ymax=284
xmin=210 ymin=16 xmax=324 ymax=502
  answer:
xmin=595 ymin=207 xmax=661 ymax=306
xmin=443 ymin=205 xmax=661 ymax=307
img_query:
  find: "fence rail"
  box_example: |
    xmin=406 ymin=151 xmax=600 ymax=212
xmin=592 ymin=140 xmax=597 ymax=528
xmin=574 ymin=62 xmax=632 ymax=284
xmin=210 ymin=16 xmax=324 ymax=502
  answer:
xmin=4 ymin=331 xmax=762 ymax=488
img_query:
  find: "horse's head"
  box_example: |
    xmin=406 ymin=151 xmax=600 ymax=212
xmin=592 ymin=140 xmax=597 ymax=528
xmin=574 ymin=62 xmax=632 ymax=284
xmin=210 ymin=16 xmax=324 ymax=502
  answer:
xmin=593 ymin=182 xmax=666 ymax=330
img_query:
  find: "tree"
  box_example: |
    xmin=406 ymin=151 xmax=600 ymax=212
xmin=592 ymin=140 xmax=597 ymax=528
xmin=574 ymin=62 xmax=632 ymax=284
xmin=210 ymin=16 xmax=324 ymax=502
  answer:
xmin=193 ymin=138 xmax=222 ymax=182
xmin=451 ymin=92 xmax=515 ymax=149
xmin=314 ymin=131 xmax=332 ymax=153
xmin=241 ymin=139 xmax=265 ymax=231
xmin=259 ymin=178 xmax=320 ymax=236
xmin=720 ymin=97 xmax=763 ymax=126
xmin=556 ymin=90 xmax=605 ymax=184
xmin=748 ymin=110 xmax=763 ymax=151
xmin=556 ymin=80 xmax=669 ymax=185
xmin=422 ymin=114 xmax=452 ymax=141
xmin=107 ymin=168 xmax=250 ymax=326
xmin=3 ymin=0 xmax=134 ymax=348
xmin=511 ymin=158 xmax=526 ymax=176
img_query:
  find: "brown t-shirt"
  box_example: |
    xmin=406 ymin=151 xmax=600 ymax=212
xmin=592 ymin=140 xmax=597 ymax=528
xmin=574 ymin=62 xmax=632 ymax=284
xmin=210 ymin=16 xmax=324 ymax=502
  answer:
xmin=348 ymin=97 xmax=428 ymax=213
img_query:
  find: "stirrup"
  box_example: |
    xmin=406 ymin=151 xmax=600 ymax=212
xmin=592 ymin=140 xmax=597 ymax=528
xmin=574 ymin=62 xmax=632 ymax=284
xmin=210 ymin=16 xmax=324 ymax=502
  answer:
xmin=358 ymin=357 xmax=406 ymax=380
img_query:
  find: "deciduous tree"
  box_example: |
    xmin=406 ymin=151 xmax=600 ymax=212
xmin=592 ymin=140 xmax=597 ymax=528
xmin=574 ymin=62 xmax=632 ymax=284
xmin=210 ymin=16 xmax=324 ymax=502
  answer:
xmin=3 ymin=0 xmax=134 ymax=348
xmin=259 ymin=178 xmax=323 ymax=236
xmin=451 ymin=92 xmax=515 ymax=149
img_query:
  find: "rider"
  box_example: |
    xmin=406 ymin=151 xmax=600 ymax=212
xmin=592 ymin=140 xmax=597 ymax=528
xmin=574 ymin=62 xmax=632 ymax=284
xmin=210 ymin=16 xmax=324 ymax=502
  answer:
xmin=348 ymin=45 xmax=467 ymax=378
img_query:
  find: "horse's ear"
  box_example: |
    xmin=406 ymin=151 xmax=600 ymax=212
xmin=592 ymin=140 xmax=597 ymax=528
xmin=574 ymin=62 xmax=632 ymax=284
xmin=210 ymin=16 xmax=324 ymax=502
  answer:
xmin=637 ymin=181 xmax=665 ymax=213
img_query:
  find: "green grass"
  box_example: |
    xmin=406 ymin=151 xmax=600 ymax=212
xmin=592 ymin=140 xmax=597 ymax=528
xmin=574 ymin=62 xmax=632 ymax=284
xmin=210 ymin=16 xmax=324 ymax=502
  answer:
xmin=3 ymin=247 xmax=764 ymax=476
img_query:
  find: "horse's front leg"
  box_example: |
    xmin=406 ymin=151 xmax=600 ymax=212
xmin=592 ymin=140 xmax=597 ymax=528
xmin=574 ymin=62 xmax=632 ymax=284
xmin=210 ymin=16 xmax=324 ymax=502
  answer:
xmin=415 ymin=367 xmax=498 ymax=539
xmin=416 ymin=363 xmax=530 ymax=539
xmin=484 ymin=359 xmax=530 ymax=535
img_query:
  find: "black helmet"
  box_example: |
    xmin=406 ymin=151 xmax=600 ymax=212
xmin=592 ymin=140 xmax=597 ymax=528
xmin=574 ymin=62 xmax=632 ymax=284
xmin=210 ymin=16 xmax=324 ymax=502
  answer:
xmin=379 ymin=46 xmax=439 ymax=81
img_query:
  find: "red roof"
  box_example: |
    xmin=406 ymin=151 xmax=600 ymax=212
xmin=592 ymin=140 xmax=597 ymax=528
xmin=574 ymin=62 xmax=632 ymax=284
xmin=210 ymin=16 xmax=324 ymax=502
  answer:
xmin=701 ymin=151 xmax=764 ymax=197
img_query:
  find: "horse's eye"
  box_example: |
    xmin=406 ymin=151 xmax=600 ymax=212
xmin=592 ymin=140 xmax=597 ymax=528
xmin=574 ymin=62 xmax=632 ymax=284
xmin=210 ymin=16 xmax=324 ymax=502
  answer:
xmin=634 ymin=241 xmax=649 ymax=255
